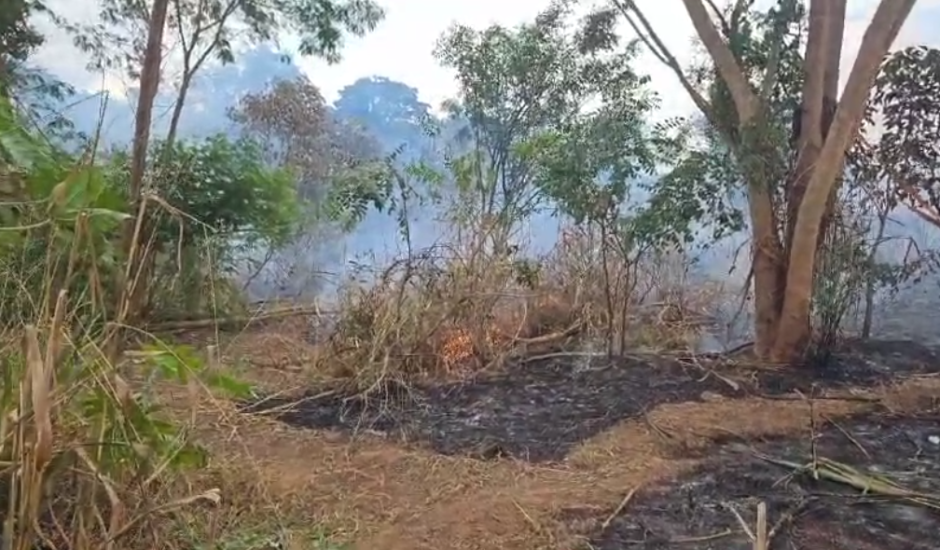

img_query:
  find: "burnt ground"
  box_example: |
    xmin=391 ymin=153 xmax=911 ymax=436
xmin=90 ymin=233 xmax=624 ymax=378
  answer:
xmin=241 ymin=339 xmax=940 ymax=463
xmin=754 ymin=338 xmax=940 ymax=394
xmin=571 ymin=410 xmax=940 ymax=550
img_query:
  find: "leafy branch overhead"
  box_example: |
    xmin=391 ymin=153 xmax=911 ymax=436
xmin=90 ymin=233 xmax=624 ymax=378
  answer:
xmin=74 ymin=0 xmax=385 ymax=76
xmin=66 ymin=0 xmax=385 ymax=145
xmin=871 ymin=46 xmax=940 ymax=227
xmin=432 ymin=3 xmax=704 ymax=247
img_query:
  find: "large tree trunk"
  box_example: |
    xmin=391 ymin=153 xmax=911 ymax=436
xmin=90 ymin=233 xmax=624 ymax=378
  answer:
xmin=776 ymin=0 xmax=845 ymax=359
xmin=635 ymin=0 xmax=916 ymax=364
xmin=770 ymin=0 xmax=917 ymax=362
xmin=679 ymin=0 xmax=784 ymax=357
xmin=114 ymin=0 xmax=170 ymax=332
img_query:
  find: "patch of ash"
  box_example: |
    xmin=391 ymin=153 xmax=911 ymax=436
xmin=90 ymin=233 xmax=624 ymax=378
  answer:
xmin=241 ymin=380 xmax=423 ymax=434
xmin=243 ymin=354 xmax=744 ymax=462
xmin=570 ymin=411 xmax=940 ymax=550
xmin=748 ymin=339 xmax=940 ymax=394
xmin=241 ymin=339 xmax=940 ymax=463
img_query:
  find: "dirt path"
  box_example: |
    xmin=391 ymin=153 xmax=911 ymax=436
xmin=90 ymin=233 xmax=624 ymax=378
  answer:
xmin=172 ymin=331 xmax=940 ymax=550
xmin=186 ymin=374 xmax=939 ymax=550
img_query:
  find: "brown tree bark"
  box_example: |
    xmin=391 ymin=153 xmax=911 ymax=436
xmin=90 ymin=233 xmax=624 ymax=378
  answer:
xmin=681 ymin=0 xmax=786 ymax=356
xmin=771 ymin=0 xmax=917 ymax=362
xmin=115 ymin=0 xmax=170 ymax=330
xmin=786 ymin=0 xmax=831 ymax=247
xmin=165 ymin=0 xmax=239 ymax=147
xmin=777 ymin=0 xmax=844 ymax=357
xmin=681 ymin=0 xmax=916 ymax=363
xmin=620 ymin=0 xmax=917 ymax=363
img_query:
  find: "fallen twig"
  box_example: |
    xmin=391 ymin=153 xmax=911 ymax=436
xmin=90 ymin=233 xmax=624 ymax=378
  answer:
xmin=756 ymin=453 xmax=940 ymax=510
xmin=822 ymin=414 xmax=872 ymax=460
xmin=601 ymin=486 xmax=637 ymax=531
xmin=145 ymin=305 xmax=326 ymax=331
xmin=723 ymin=501 xmax=771 ymax=550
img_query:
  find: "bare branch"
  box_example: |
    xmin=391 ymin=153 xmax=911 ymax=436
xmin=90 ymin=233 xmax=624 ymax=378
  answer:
xmin=680 ymin=0 xmax=759 ymax=122
xmin=611 ymin=0 xmax=717 ymax=127
xmin=703 ymin=0 xmax=731 ymax=37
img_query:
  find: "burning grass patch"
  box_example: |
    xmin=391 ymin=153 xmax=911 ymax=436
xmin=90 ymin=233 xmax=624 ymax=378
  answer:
xmin=306 ymin=238 xmax=728 ymax=397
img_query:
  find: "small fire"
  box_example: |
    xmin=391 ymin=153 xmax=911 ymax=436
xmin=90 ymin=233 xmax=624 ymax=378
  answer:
xmin=440 ymin=325 xmax=505 ymax=368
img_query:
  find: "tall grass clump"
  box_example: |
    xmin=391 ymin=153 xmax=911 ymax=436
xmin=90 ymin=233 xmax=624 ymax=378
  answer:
xmin=0 ymin=92 xmax=242 ymax=549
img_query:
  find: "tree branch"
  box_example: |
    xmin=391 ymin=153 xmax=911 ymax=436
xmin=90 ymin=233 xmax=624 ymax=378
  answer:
xmin=703 ymin=0 xmax=731 ymax=36
xmin=680 ymin=0 xmax=758 ymax=122
xmin=611 ymin=0 xmax=717 ymax=128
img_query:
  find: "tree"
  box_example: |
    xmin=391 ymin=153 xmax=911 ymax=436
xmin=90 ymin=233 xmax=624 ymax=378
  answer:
xmin=113 ymin=0 xmax=171 ymax=331
xmin=0 ymin=0 xmax=47 ymax=84
xmin=869 ymin=46 xmax=940 ymax=229
xmin=333 ymin=76 xmax=434 ymax=156
xmin=230 ymin=76 xmax=381 ymax=200
xmin=229 ymin=75 xmax=385 ymax=297
xmin=433 ymin=3 xmax=669 ymax=243
xmin=0 ymin=0 xmax=78 ymax=139
xmin=603 ymin=0 xmax=917 ymax=363
xmin=71 ymin=0 xmax=385 ymax=145
xmin=836 ymin=45 xmax=940 ymax=337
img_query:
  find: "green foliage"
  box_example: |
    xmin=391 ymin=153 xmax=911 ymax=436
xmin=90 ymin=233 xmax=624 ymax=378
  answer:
xmin=3 ymin=88 xmax=307 ymax=322
xmin=0 ymin=94 xmax=129 ymax=324
xmin=873 ymin=46 xmax=940 ymax=214
xmin=72 ymin=0 xmax=386 ymax=79
xmin=0 ymin=0 xmax=49 ymax=66
xmin=0 ymin=91 xmax=253 ymax=548
xmin=699 ymin=0 xmax=805 ymax=142
xmin=323 ymin=136 xmax=444 ymax=252
xmin=109 ymin=135 xmax=302 ymax=251
xmin=323 ymin=156 xmax=396 ymax=229
xmin=433 ymin=1 xmax=695 ymax=259
xmin=659 ymin=0 xmax=805 ymax=239
xmin=636 ymin=147 xmax=746 ymax=246
xmin=96 ymin=134 xmax=307 ymax=319
xmin=0 ymin=332 xmax=228 ymax=547
xmin=435 ymin=3 xmax=634 ymax=222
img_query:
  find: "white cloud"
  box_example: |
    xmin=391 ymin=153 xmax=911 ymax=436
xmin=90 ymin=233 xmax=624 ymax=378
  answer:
xmin=30 ymin=0 xmax=940 ymax=120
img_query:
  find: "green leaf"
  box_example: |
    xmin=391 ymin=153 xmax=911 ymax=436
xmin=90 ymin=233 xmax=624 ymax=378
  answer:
xmin=203 ymin=372 xmax=254 ymax=399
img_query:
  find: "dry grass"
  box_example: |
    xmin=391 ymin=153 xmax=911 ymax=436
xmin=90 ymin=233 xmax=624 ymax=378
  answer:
xmin=5 ymin=231 xmax=932 ymax=550
xmin=128 ymin=355 xmax=940 ymax=550
xmin=3 ymin=173 xmax=930 ymax=550
xmin=305 ymin=225 xmax=725 ymax=396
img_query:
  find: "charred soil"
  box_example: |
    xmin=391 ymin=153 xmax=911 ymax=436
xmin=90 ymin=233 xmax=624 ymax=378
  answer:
xmin=186 ymin=332 xmax=940 ymax=550
xmin=241 ymin=339 xmax=940 ymax=463
xmin=571 ymin=410 xmax=940 ymax=549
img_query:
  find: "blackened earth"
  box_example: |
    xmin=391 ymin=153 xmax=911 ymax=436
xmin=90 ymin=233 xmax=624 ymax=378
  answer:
xmin=241 ymin=339 xmax=940 ymax=463
xmin=571 ymin=410 xmax=940 ymax=549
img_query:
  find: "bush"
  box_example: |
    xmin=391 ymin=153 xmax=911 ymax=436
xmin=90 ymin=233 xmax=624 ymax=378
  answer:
xmin=102 ymin=135 xmax=303 ymax=321
xmin=316 ymin=221 xmax=721 ymax=394
xmin=0 ymin=94 xmax=250 ymax=549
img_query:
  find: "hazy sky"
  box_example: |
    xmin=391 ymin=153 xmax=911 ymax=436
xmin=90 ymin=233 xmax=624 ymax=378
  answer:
xmin=32 ymin=0 xmax=940 ymax=121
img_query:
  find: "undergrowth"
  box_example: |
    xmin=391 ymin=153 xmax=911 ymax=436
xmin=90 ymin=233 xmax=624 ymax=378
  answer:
xmin=0 ymin=92 xmax=301 ymax=550
xmin=316 ymin=222 xmax=722 ymax=394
